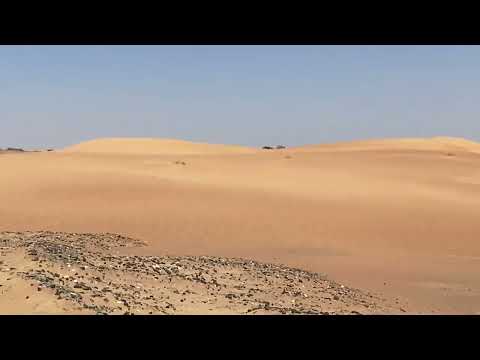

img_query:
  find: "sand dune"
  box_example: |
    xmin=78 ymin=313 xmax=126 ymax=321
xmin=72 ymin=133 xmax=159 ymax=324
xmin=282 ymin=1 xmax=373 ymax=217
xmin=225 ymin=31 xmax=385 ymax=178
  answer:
xmin=63 ymin=138 xmax=257 ymax=155
xmin=2 ymin=136 xmax=480 ymax=314
xmin=291 ymin=136 xmax=480 ymax=154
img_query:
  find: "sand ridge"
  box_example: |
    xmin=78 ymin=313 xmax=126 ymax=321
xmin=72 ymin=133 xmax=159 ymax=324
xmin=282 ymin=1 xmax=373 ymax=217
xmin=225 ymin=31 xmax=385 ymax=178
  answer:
xmin=62 ymin=138 xmax=258 ymax=155
xmin=290 ymin=136 xmax=480 ymax=154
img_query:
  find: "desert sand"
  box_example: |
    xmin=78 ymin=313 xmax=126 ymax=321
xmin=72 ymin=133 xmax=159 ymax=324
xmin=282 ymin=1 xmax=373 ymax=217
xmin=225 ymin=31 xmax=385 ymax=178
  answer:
xmin=2 ymin=136 xmax=480 ymax=314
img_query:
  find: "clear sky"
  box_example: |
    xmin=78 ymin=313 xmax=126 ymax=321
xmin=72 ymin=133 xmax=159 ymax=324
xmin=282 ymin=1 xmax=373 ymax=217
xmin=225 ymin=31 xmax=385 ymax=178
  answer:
xmin=2 ymin=45 xmax=480 ymax=149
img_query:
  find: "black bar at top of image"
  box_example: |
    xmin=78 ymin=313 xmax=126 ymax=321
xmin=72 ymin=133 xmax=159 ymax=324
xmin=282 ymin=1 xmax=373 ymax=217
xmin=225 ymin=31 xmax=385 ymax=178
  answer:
xmin=1 ymin=12 xmax=479 ymax=45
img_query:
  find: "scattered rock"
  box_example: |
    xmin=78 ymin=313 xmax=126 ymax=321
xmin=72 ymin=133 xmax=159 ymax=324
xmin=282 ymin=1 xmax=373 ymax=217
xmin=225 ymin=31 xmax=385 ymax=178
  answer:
xmin=0 ymin=231 xmax=394 ymax=315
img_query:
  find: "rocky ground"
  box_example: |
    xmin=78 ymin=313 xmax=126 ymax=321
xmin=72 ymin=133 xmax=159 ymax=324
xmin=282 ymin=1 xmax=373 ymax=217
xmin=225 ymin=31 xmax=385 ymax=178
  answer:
xmin=0 ymin=231 xmax=404 ymax=315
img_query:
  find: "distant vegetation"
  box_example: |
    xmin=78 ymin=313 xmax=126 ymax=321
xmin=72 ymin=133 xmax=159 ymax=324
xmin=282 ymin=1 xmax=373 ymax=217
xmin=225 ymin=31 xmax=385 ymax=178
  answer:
xmin=262 ymin=145 xmax=287 ymax=150
xmin=0 ymin=147 xmax=55 ymax=152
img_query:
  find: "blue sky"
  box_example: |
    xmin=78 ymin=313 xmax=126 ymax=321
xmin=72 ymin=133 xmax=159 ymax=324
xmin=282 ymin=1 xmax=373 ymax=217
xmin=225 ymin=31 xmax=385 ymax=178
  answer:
xmin=1 ymin=45 xmax=480 ymax=149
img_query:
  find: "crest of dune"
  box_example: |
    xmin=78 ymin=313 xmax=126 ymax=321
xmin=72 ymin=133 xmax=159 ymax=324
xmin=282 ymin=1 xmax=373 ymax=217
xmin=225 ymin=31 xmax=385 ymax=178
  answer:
xmin=290 ymin=136 xmax=480 ymax=153
xmin=62 ymin=138 xmax=256 ymax=155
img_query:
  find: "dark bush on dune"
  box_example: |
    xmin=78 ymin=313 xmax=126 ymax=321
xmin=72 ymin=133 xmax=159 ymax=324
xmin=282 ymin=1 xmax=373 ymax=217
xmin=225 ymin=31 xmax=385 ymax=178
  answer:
xmin=262 ymin=145 xmax=287 ymax=150
xmin=7 ymin=147 xmax=24 ymax=152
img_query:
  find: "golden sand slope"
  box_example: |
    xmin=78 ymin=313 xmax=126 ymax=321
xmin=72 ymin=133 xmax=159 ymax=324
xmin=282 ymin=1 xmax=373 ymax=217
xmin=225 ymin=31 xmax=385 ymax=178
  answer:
xmin=62 ymin=138 xmax=257 ymax=155
xmin=2 ymin=137 xmax=480 ymax=314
